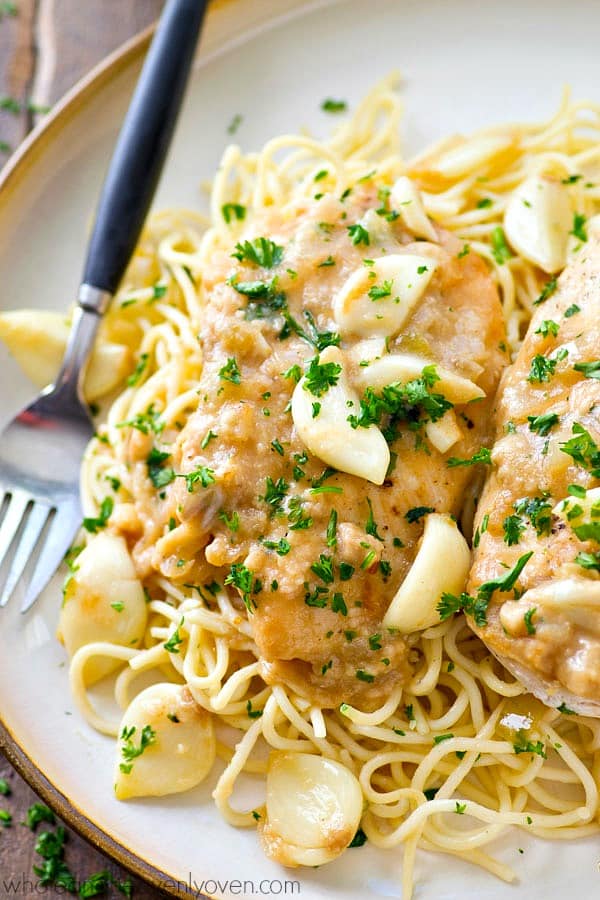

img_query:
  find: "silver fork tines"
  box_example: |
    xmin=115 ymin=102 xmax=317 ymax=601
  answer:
xmin=0 ymin=305 xmax=100 ymax=612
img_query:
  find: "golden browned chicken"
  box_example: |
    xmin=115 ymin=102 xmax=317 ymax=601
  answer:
xmin=467 ymin=239 xmax=600 ymax=716
xmin=121 ymin=183 xmax=507 ymax=710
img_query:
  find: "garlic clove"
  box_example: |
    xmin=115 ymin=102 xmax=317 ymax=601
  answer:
xmin=57 ymin=532 xmax=148 ymax=685
xmin=260 ymin=752 xmax=363 ymax=867
xmin=383 ymin=513 xmax=470 ymax=632
xmin=504 ymin=175 xmax=572 ymax=274
xmin=333 ymin=254 xmax=437 ymax=338
xmin=355 ymin=351 xmax=485 ymax=403
xmin=425 ymin=409 xmax=463 ymax=453
xmin=114 ymin=683 xmax=215 ymax=800
xmin=292 ymin=346 xmax=389 ymax=485
xmin=390 ymin=176 xmax=438 ymax=241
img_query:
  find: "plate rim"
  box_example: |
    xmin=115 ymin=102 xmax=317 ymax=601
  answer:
xmin=0 ymin=20 xmax=213 ymax=900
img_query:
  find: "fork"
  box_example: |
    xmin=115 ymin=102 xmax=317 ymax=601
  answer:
xmin=0 ymin=0 xmax=208 ymax=612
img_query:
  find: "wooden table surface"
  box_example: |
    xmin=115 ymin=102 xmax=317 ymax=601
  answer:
xmin=0 ymin=3 xmax=170 ymax=896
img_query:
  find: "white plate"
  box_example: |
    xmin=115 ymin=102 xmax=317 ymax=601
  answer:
xmin=1 ymin=0 xmax=599 ymax=896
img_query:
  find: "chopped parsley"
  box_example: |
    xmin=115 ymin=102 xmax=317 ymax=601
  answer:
xmin=347 ymin=223 xmax=370 ymax=246
xmin=513 ymin=738 xmax=546 ymax=758
xmin=348 ymin=828 xmax=367 ymax=847
xmin=574 ymin=360 xmax=600 ymax=380
xmin=528 ymin=354 xmax=557 ymax=383
xmin=311 ymin=554 xmax=335 ymax=584
xmin=318 ymin=255 xmax=336 ymax=267
xmin=119 ymin=724 xmax=157 ymax=773
xmin=564 ymin=303 xmax=580 ymax=318
xmin=533 ymin=276 xmax=558 ymax=305
xmin=405 ymin=506 xmax=435 ymax=524
xmin=514 ymin=495 xmax=552 ymax=537
xmin=433 ymin=733 xmax=454 ymax=744
xmin=321 ymin=98 xmax=347 ymax=113
xmin=232 ymin=237 xmax=284 ymax=268
xmin=348 ymin=366 xmax=452 ymax=440
xmin=534 ymin=320 xmax=559 ymax=338
xmin=126 ymin=352 xmax=149 ymax=386
xmin=560 ymin=423 xmax=600 ymax=476
xmin=221 ymin=203 xmax=246 ymax=224
xmin=164 ymin=618 xmax=185 ymax=654
xmin=557 ymin=702 xmax=576 ymax=715
xmin=528 ymin=412 xmax=559 ymax=436
xmin=438 ymin=552 xmax=533 ymax=627
xmin=327 ymin=509 xmax=338 ymax=547
xmin=262 ymin=476 xmax=289 ymax=512
xmin=523 ymin=607 xmax=537 ymax=635
xmin=575 ymin=550 xmax=600 ymax=571
xmin=570 ymin=212 xmax=588 ymax=243
xmin=219 ymin=510 xmax=240 ymax=532
xmin=225 ymin=563 xmax=261 ymax=612
xmin=82 ymin=497 xmax=113 ymax=533
xmin=368 ymin=280 xmax=393 ymax=301
xmin=303 ymin=355 xmax=342 ymax=396
xmin=182 ymin=466 xmax=216 ymax=492
xmin=24 ymin=803 xmax=55 ymax=830
xmin=447 ymin=447 xmax=492 ymax=468
xmin=491 ymin=226 xmax=513 ymax=264
xmin=147 ymin=447 xmax=175 ymax=488
xmin=356 ymin=669 xmax=375 ymax=683
xmin=218 ymin=357 xmax=241 ymax=384
xmin=503 ymin=514 xmax=525 ymax=546
xmin=366 ymin=498 xmax=384 ymax=540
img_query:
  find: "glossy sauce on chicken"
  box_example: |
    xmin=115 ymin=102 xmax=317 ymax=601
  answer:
xmin=468 ymin=239 xmax=600 ymax=713
xmin=122 ymin=186 xmax=506 ymax=709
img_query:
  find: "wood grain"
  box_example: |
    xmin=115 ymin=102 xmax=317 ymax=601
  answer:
xmin=0 ymin=2 xmax=168 ymax=896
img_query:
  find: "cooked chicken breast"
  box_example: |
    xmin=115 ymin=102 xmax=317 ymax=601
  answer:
xmin=468 ymin=239 xmax=600 ymax=716
xmin=123 ymin=185 xmax=506 ymax=710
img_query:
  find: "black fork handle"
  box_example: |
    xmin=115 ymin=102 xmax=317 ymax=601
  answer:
xmin=81 ymin=0 xmax=208 ymax=298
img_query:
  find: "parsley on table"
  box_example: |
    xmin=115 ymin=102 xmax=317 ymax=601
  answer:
xmin=0 ymin=778 xmax=9 ymax=797
xmin=528 ymin=412 xmax=559 ymax=436
xmin=33 ymin=827 xmax=76 ymax=891
xmin=82 ymin=497 xmax=113 ymax=533
xmin=303 ymin=356 xmax=342 ymax=396
xmin=24 ymin=803 xmax=55 ymax=830
xmin=232 ymin=237 xmax=284 ymax=268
